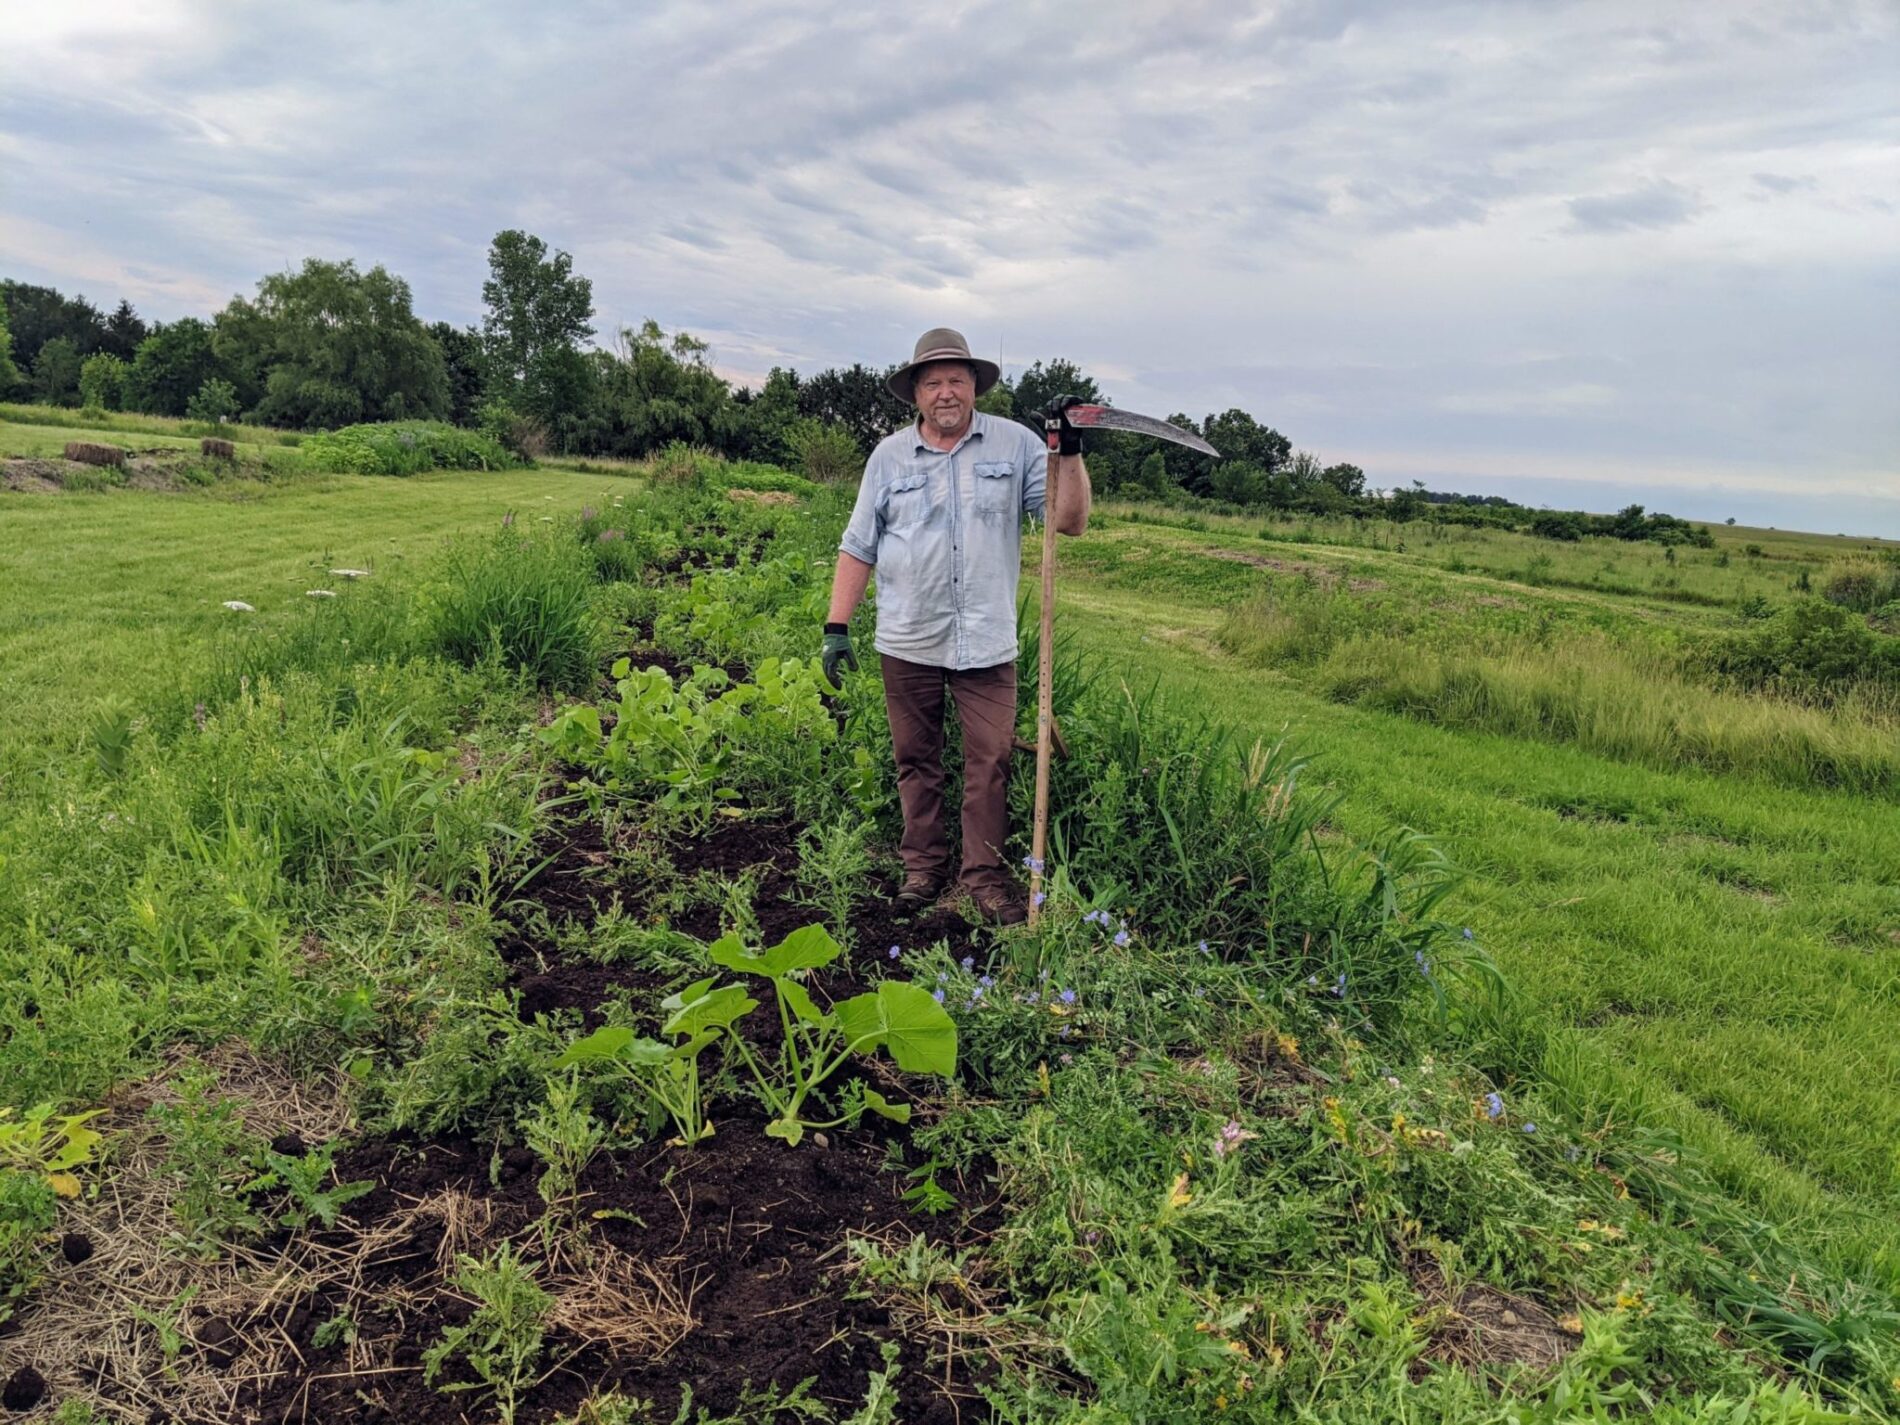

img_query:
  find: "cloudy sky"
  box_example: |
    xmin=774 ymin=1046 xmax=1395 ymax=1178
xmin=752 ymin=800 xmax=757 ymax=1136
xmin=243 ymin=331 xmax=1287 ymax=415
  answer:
xmin=5 ymin=1 xmax=1896 ymax=532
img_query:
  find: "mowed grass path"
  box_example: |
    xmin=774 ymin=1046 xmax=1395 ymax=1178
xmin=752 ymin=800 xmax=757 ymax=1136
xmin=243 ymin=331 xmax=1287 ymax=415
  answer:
xmin=1047 ymin=526 xmax=1900 ymax=1270
xmin=0 ymin=468 xmax=633 ymax=757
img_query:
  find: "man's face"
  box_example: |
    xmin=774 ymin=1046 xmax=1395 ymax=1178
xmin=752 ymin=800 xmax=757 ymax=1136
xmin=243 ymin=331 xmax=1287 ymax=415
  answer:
xmin=913 ymin=361 xmax=976 ymax=438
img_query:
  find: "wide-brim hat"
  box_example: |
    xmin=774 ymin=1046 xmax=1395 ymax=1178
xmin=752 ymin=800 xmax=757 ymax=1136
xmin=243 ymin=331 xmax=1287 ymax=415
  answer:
xmin=887 ymin=327 xmax=1001 ymax=402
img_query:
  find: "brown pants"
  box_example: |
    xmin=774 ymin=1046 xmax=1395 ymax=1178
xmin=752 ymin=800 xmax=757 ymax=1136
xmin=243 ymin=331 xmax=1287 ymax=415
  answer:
xmin=880 ymin=654 xmax=1017 ymax=890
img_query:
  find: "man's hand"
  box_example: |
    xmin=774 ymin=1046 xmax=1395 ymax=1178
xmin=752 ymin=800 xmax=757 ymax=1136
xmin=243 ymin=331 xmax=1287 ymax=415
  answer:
xmin=821 ymin=622 xmax=859 ymax=688
xmin=1043 ymin=394 xmax=1086 ymax=456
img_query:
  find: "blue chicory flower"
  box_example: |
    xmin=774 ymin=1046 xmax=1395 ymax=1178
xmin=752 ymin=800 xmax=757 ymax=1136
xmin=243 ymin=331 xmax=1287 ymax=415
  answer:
xmin=1485 ymin=1092 xmax=1504 ymax=1120
xmin=1023 ymin=854 xmax=1045 ymax=874
xmin=979 ymin=974 xmax=993 ymax=987
xmin=1059 ymin=988 xmax=1077 ymax=1005
xmin=1522 ymin=1122 xmax=1537 ymax=1134
xmin=931 ymin=988 xmax=945 ymax=1003
xmin=1198 ymin=940 xmax=1211 ymax=955
xmin=961 ymin=955 xmax=974 ymax=971
xmin=1332 ymin=972 xmax=1347 ymax=997
xmin=1033 ymin=891 xmax=1046 ymax=907
xmin=1113 ymin=930 xmax=1129 ymax=947
xmin=1463 ymin=927 xmax=1474 ymax=940
xmin=888 ymin=945 xmax=901 ymax=960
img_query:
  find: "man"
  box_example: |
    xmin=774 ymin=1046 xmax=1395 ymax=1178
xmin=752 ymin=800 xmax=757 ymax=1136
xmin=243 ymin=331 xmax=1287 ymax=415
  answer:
xmin=822 ymin=328 xmax=1091 ymax=926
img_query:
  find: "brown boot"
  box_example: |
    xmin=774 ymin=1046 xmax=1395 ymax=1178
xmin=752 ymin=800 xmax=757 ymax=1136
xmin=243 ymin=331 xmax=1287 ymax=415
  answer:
xmin=894 ymin=871 xmax=949 ymax=908
xmin=964 ymin=880 xmax=1028 ymax=927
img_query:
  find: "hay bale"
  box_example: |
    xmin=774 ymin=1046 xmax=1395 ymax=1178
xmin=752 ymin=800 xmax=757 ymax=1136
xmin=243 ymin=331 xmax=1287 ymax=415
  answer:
xmin=200 ymin=438 xmax=237 ymax=460
xmin=64 ymin=442 xmax=126 ymax=468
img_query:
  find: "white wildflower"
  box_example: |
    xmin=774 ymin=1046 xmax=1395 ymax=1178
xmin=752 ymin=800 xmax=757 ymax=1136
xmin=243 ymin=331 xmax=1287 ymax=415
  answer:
xmin=221 ymin=601 xmax=256 ymax=612
xmin=305 ymin=590 xmax=337 ymax=599
xmin=328 ymin=568 xmax=371 ymax=579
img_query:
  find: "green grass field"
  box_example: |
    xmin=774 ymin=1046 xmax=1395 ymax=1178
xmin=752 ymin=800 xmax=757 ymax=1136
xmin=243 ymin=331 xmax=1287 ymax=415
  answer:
xmin=4 ymin=412 xmax=1898 ymax=1419
xmin=1046 ymin=515 xmax=1900 ymax=1229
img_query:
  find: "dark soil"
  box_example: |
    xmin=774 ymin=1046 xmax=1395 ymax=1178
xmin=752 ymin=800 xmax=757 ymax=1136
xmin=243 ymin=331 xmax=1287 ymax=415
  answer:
xmin=246 ymin=798 xmax=1002 ymax=1422
xmin=2 ymin=1364 xmax=46 ymax=1411
xmin=242 ymin=1123 xmax=992 ymax=1424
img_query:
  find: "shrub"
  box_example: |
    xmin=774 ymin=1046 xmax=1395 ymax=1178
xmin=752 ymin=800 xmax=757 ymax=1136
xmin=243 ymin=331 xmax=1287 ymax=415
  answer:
xmin=478 ymin=400 xmax=549 ymax=460
xmin=426 ymin=528 xmax=601 ymax=689
xmin=1529 ymin=510 xmax=1584 ymax=541
xmin=1820 ymin=557 xmax=1900 ymax=616
xmin=303 ymin=421 xmax=520 ymax=476
xmin=185 ymin=377 xmax=241 ymax=425
xmin=784 ymin=418 xmax=859 ymax=484
xmin=77 ymin=352 xmax=127 ymax=411
xmin=1705 ymin=599 xmax=1900 ymax=697
xmin=647 ymin=439 xmax=709 ymax=488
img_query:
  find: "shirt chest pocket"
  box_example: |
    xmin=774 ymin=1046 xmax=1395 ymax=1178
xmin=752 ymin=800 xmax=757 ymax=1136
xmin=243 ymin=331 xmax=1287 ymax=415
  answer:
xmin=880 ymin=469 xmax=936 ymax=532
xmin=972 ymin=459 xmax=1016 ymax=517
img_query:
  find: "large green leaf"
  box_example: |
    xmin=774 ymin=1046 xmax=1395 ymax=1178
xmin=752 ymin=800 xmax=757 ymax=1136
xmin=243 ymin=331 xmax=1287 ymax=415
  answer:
xmin=705 ymin=934 xmax=751 ymax=972
xmin=662 ymin=983 xmax=757 ymax=1038
xmin=660 ymin=977 xmax=717 ymax=1014
xmin=777 ymin=977 xmax=829 ymax=1026
xmin=556 ymin=1026 xmax=669 ymax=1068
xmin=835 ymin=982 xmax=958 ymax=1077
xmin=706 ymin=923 xmax=842 ymax=978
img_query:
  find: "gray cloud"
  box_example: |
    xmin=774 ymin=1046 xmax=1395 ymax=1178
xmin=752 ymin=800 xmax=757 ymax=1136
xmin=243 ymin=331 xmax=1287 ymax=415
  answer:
xmin=2 ymin=0 xmax=1896 ymax=532
xmin=1568 ymin=180 xmax=1703 ymax=233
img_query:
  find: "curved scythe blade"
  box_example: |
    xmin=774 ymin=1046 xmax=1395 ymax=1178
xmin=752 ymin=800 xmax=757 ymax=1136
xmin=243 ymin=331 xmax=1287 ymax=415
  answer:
xmin=1060 ymin=404 xmax=1220 ymax=458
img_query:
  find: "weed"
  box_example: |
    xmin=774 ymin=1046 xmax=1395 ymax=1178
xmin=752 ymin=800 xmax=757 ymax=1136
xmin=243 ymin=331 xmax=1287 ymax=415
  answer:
xmin=791 ymin=818 xmax=872 ymax=945
xmin=148 ymin=1067 xmax=268 ymax=1252
xmin=522 ymin=1069 xmax=607 ymax=1210
xmin=423 ymin=1242 xmax=554 ymax=1425
xmin=241 ymin=1140 xmax=373 ymax=1230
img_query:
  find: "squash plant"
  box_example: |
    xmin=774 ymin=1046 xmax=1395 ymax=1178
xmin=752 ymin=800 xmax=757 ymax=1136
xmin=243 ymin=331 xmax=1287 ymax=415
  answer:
xmin=707 ymin=924 xmax=957 ymax=1146
xmin=556 ymin=979 xmax=756 ymax=1145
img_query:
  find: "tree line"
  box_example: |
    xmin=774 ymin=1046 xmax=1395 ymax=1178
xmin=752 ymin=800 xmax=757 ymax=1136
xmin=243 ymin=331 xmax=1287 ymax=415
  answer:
xmin=1 ymin=234 xmax=1711 ymax=543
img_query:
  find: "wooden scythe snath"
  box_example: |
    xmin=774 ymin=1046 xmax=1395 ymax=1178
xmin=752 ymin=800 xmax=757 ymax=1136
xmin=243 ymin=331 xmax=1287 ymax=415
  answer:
xmin=1027 ymin=403 xmax=1219 ymax=925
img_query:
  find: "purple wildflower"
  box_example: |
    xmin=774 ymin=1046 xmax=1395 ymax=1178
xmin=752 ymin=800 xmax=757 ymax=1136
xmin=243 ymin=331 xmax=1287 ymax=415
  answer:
xmin=581 ymin=506 xmax=596 ymax=521
xmin=1198 ymin=940 xmax=1211 ymax=955
xmin=1332 ymin=972 xmax=1347 ymax=998
xmin=597 ymin=528 xmax=624 ymax=543
xmin=1484 ymin=1092 xmax=1504 ymax=1120
xmin=1521 ymin=1122 xmax=1537 ymax=1134
xmin=1032 ymin=890 xmax=1046 ymax=907
xmin=1113 ymin=930 xmax=1130 ymax=947
xmin=931 ymin=988 xmax=945 ymax=1003
xmin=1463 ymin=927 xmax=1474 ymax=940
xmin=1059 ymin=988 xmax=1077 ymax=1005
xmin=888 ymin=945 xmax=901 ymax=960
xmin=960 ymin=955 xmax=974 ymax=971
xmin=1022 ymin=854 xmax=1045 ymax=874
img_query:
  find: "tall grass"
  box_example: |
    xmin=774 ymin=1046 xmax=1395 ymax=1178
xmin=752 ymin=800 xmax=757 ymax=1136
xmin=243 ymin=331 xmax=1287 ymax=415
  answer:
xmin=1314 ymin=633 xmax=1900 ymax=794
xmin=426 ymin=528 xmax=603 ymax=690
xmin=1217 ymin=587 xmax=1900 ymax=794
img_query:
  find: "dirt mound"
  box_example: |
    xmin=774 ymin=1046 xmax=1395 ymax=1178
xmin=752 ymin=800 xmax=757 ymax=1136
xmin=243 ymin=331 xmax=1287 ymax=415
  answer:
xmin=1 ymin=447 xmax=269 ymax=494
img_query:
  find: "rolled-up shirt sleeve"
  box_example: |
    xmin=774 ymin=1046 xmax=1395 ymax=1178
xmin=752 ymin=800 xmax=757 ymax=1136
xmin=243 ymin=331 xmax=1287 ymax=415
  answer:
xmin=840 ymin=457 xmax=881 ymax=565
xmin=1021 ymin=428 xmax=1049 ymax=520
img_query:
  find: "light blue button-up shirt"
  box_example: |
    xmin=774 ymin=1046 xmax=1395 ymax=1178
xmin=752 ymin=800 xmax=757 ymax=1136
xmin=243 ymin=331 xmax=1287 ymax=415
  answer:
xmin=839 ymin=411 xmax=1048 ymax=671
